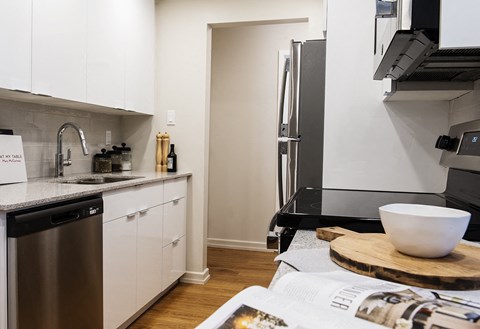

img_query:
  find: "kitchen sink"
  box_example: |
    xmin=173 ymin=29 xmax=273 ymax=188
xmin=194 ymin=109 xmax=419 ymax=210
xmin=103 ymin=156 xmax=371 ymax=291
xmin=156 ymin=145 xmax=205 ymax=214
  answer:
xmin=52 ymin=175 xmax=145 ymax=185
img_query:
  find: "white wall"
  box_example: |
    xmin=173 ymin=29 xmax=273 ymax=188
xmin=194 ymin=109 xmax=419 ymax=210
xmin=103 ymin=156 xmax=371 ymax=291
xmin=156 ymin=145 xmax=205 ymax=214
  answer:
xmin=128 ymin=0 xmax=324 ymax=283
xmin=450 ymin=80 xmax=480 ymax=125
xmin=208 ymin=22 xmax=309 ymax=251
xmin=323 ymin=0 xmax=449 ymax=193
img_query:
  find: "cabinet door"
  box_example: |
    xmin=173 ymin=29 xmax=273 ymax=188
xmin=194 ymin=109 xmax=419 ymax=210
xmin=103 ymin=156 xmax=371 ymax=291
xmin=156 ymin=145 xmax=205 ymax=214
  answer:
xmin=103 ymin=215 xmax=137 ymax=329
xmin=124 ymin=0 xmax=155 ymax=114
xmin=0 ymin=0 xmax=31 ymax=92
xmin=162 ymin=236 xmax=186 ymax=290
xmin=86 ymin=0 xmax=125 ymax=109
xmin=32 ymin=0 xmax=87 ymax=101
xmin=137 ymin=204 xmax=163 ymax=308
xmin=163 ymin=198 xmax=186 ymax=247
xmin=440 ymin=0 xmax=480 ymax=49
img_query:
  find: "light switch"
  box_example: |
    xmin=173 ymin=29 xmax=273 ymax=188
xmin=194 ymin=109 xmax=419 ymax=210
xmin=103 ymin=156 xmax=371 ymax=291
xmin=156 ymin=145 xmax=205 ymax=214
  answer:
xmin=167 ymin=110 xmax=176 ymax=126
xmin=106 ymin=130 xmax=111 ymax=145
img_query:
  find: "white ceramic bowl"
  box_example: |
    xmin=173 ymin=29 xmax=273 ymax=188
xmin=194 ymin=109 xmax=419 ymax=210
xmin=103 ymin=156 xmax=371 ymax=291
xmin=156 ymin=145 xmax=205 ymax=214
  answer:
xmin=379 ymin=203 xmax=471 ymax=258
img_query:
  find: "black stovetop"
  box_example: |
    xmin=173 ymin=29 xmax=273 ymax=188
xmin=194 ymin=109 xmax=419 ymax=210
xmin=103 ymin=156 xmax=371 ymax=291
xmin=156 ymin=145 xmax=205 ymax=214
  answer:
xmin=276 ymin=170 xmax=480 ymax=241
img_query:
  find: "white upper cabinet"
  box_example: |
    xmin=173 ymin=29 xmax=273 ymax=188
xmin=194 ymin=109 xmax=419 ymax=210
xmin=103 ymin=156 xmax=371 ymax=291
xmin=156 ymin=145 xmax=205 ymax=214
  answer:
xmin=87 ymin=0 xmax=154 ymax=113
xmin=124 ymin=0 xmax=155 ymax=115
xmin=87 ymin=0 xmax=125 ymax=109
xmin=32 ymin=0 xmax=87 ymax=102
xmin=439 ymin=0 xmax=480 ymax=49
xmin=0 ymin=0 xmax=32 ymax=92
xmin=0 ymin=0 xmax=154 ymax=114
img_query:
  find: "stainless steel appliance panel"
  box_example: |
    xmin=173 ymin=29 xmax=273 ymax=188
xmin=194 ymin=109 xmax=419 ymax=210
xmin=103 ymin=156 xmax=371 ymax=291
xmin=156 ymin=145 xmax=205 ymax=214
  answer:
xmin=284 ymin=39 xmax=326 ymax=203
xmin=297 ymin=40 xmax=326 ymax=190
xmin=269 ymin=39 xmax=327 ymax=250
xmin=7 ymin=197 xmax=103 ymax=329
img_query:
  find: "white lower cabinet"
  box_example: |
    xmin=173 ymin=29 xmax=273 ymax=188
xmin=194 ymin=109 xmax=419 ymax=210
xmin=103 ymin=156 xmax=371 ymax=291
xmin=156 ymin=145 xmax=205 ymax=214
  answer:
xmin=103 ymin=177 xmax=187 ymax=329
xmin=162 ymin=178 xmax=187 ymax=290
xmin=103 ymin=215 xmax=137 ymax=329
xmin=137 ymin=204 xmax=164 ymax=307
xmin=103 ymin=182 xmax=164 ymax=329
xmin=162 ymin=235 xmax=186 ymax=290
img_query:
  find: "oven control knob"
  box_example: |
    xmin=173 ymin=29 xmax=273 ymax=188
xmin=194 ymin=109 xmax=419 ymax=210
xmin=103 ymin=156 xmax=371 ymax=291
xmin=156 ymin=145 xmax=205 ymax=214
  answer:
xmin=435 ymin=135 xmax=455 ymax=151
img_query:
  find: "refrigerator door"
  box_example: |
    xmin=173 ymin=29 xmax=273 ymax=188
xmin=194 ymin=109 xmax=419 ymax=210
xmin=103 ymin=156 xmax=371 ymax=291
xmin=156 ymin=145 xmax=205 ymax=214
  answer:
xmin=296 ymin=40 xmax=326 ymax=189
xmin=268 ymin=39 xmax=327 ymax=251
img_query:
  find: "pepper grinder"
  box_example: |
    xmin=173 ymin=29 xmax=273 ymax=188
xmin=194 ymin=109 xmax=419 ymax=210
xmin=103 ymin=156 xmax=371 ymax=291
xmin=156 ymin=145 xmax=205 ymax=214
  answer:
xmin=156 ymin=133 xmax=163 ymax=172
xmin=160 ymin=132 xmax=170 ymax=172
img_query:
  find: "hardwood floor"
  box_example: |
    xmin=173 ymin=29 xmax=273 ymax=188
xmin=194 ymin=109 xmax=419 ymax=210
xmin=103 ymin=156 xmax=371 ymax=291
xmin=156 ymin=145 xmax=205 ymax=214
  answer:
xmin=128 ymin=247 xmax=278 ymax=329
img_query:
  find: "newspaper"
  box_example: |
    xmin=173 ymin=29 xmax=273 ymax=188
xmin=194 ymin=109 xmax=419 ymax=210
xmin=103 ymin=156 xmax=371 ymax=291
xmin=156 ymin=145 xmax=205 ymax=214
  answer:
xmin=196 ymin=271 xmax=480 ymax=329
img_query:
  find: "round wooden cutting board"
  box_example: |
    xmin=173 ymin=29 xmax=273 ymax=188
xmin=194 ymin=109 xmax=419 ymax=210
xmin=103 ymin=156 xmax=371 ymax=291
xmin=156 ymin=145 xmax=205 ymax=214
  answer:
xmin=316 ymin=227 xmax=480 ymax=290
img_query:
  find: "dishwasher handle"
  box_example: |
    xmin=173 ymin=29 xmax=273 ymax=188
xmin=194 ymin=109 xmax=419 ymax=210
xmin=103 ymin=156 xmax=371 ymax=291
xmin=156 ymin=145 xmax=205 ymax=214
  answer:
xmin=7 ymin=196 xmax=103 ymax=238
xmin=51 ymin=212 xmax=81 ymax=224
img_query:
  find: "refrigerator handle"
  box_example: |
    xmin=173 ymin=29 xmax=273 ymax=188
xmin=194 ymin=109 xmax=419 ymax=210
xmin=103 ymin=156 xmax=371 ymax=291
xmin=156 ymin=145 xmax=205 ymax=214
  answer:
xmin=286 ymin=41 xmax=302 ymax=201
xmin=277 ymin=57 xmax=290 ymax=208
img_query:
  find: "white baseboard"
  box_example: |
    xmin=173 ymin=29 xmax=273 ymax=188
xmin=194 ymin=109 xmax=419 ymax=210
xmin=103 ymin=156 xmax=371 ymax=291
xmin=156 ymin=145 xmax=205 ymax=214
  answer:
xmin=207 ymin=238 xmax=274 ymax=252
xmin=181 ymin=268 xmax=211 ymax=285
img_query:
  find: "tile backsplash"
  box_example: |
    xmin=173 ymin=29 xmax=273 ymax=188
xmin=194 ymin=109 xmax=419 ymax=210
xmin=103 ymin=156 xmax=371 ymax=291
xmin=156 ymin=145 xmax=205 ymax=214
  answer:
xmin=0 ymin=98 xmax=123 ymax=179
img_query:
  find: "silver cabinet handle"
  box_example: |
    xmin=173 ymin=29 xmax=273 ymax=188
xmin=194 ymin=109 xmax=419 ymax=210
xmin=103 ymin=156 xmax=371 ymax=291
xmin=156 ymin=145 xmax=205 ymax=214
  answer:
xmin=172 ymin=197 xmax=182 ymax=204
xmin=172 ymin=238 xmax=180 ymax=246
xmin=126 ymin=212 xmax=136 ymax=219
xmin=139 ymin=209 xmax=148 ymax=215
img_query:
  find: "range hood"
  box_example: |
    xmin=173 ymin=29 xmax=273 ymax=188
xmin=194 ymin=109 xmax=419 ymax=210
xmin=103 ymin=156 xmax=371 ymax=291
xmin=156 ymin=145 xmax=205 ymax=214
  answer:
xmin=374 ymin=0 xmax=480 ymax=82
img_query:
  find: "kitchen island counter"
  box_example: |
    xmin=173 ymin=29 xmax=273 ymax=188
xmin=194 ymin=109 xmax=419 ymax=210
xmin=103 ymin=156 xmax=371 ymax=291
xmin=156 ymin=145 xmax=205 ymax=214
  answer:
xmin=0 ymin=170 xmax=191 ymax=211
xmin=270 ymin=229 xmax=342 ymax=288
xmin=270 ymin=230 xmax=480 ymax=299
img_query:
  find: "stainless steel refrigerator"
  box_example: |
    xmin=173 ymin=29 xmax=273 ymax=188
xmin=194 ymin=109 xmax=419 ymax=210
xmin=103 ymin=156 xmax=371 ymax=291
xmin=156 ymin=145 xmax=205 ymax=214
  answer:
xmin=268 ymin=39 xmax=327 ymax=251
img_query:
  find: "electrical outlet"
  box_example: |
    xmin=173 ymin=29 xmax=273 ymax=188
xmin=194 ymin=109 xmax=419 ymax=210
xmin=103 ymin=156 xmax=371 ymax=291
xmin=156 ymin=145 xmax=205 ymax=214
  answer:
xmin=106 ymin=130 xmax=111 ymax=145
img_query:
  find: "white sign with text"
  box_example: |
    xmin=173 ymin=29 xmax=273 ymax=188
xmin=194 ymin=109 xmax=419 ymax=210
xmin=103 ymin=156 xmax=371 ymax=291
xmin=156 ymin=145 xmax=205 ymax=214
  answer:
xmin=0 ymin=135 xmax=27 ymax=184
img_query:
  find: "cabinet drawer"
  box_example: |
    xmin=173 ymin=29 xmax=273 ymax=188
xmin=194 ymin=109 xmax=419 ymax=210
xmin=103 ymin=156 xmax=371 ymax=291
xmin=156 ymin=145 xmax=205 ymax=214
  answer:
xmin=162 ymin=198 xmax=186 ymax=247
xmin=103 ymin=182 xmax=163 ymax=222
xmin=163 ymin=177 xmax=186 ymax=203
xmin=162 ymin=235 xmax=186 ymax=290
xmin=135 ymin=181 xmax=164 ymax=211
xmin=103 ymin=186 xmax=136 ymax=221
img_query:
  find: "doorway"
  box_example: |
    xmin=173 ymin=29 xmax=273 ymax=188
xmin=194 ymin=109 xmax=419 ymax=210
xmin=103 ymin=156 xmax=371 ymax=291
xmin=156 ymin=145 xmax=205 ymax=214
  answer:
xmin=207 ymin=21 xmax=309 ymax=250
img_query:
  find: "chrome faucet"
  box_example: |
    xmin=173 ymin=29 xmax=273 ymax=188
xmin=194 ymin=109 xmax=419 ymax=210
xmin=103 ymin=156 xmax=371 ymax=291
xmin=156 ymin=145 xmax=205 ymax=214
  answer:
xmin=55 ymin=122 xmax=89 ymax=177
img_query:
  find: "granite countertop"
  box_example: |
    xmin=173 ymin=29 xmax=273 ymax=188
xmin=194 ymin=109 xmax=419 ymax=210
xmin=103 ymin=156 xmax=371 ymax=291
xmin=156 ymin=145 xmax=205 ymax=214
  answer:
xmin=269 ymin=230 xmax=339 ymax=288
xmin=0 ymin=170 xmax=191 ymax=211
xmin=270 ymin=230 xmax=480 ymax=301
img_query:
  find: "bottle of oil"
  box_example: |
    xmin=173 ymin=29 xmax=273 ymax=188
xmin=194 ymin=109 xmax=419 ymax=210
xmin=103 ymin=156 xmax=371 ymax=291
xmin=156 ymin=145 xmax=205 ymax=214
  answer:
xmin=167 ymin=144 xmax=177 ymax=172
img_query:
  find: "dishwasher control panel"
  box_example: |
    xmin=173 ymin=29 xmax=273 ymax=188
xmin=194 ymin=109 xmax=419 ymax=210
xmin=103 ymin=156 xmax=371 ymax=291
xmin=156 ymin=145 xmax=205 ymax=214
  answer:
xmin=7 ymin=196 xmax=103 ymax=237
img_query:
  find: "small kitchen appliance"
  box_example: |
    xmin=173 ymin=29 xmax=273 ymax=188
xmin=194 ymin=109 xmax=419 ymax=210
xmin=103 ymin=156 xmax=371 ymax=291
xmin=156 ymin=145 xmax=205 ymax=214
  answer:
xmin=270 ymin=118 xmax=480 ymax=252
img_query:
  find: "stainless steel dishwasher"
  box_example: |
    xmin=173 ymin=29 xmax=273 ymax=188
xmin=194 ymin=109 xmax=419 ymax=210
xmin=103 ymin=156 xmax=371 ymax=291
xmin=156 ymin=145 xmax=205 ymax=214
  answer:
xmin=7 ymin=196 xmax=103 ymax=329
